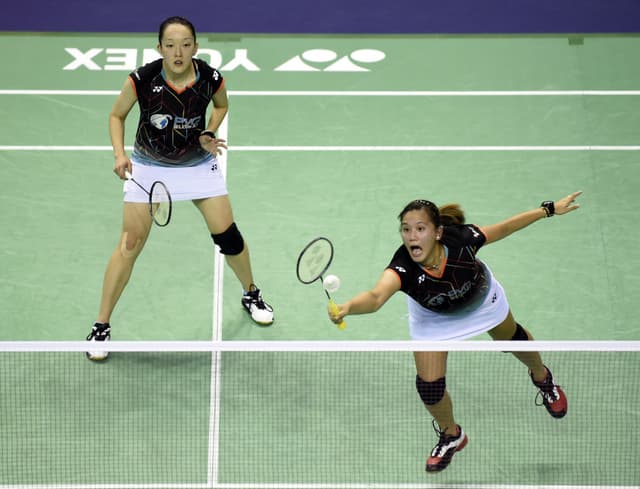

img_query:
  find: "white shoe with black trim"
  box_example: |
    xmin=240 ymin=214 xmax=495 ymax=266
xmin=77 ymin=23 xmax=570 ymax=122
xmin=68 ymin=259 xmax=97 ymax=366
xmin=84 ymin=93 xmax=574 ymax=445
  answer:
xmin=241 ymin=285 xmax=274 ymax=326
xmin=86 ymin=322 xmax=111 ymax=361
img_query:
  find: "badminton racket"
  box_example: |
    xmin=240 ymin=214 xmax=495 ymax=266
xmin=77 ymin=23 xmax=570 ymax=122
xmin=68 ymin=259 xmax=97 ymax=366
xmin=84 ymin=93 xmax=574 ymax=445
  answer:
xmin=296 ymin=237 xmax=346 ymax=330
xmin=124 ymin=170 xmax=172 ymax=227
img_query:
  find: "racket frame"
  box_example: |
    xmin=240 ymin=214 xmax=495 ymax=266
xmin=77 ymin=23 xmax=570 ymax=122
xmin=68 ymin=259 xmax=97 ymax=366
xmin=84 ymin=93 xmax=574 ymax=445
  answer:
xmin=124 ymin=170 xmax=172 ymax=227
xmin=296 ymin=236 xmax=334 ymax=285
xmin=149 ymin=180 xmax=172 ymax=227
xmin=296 ymin=237 xmax=346 ymax=329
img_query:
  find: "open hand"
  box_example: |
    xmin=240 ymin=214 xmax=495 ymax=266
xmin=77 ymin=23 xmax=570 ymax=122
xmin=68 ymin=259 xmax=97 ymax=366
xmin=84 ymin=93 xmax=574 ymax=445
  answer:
xmin=555 ymin=191 xmax=582 ymax=215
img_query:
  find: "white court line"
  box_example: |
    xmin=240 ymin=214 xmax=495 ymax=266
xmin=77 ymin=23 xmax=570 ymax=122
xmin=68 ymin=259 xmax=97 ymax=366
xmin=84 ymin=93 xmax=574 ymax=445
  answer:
xmin=2 ymin=145 xmax=640 ymax=151
xmin=232 ymin=90 xmax=640 ymax=97
xmin=1 ymin=90 xmax=638 ymax=152
xmin=212 ymin=116 xmax=229 ymax=344
xmin=227 ymin=145 xmax=640 ymax=151
xmin=207 ymin=116 xmax=229 ymax=488
xmin=1 ymin=89 xmax=640 ymax=96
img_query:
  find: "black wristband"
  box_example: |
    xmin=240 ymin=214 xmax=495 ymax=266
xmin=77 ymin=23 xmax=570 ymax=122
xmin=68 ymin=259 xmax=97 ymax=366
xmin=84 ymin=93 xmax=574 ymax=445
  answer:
xmin=541 ymin=200 xmax=555 ymax=217
xmin=200 ymin=130 xmax=216 ymax=139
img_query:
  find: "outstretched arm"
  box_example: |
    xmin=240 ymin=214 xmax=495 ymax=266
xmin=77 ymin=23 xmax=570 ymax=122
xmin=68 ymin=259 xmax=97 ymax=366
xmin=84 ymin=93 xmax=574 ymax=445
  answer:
xmin=481 ymin=191 xmax=582 ymax=245
xmin=328 ymin=269 xmax=401 ymax=325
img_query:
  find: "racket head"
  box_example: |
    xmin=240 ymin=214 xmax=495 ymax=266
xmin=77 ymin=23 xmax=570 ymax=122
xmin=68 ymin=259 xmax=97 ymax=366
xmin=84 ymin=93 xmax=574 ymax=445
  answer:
xmin=296 ymin=237 xmax=334 ymax=284
xmin=149 ymin=180 xmax=172 ymax=227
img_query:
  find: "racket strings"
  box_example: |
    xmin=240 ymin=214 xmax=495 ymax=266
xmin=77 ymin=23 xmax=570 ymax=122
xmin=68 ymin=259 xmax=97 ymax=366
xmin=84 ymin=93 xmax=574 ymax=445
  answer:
xmin=150 ymin=182 xmax=171 ymax=226
xmin=298 ymin=242 xmax=332 ymax=283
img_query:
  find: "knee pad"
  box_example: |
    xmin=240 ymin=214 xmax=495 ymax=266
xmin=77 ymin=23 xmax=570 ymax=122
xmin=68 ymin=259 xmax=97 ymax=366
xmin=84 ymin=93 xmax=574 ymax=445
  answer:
xmin=211 ymin=223 xmax=244 ymax=255
xmin=119 ymin=231 xmax=142 ymax=258
xmin=416 ymin=375 xmax=446 ymax=405
xmin=511 ymin=323 xmax=529 ymax=341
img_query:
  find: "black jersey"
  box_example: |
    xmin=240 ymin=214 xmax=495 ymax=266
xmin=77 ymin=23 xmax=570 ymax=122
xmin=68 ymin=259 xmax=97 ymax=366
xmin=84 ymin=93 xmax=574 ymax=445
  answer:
xmin=386 ymin=224 xmax=490 ymax=313
xmin=129 ymin=58 xmax=224 ymax=166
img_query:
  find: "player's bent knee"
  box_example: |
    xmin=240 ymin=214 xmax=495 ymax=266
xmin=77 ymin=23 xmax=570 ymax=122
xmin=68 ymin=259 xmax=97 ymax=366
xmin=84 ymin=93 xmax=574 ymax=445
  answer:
xmin=511 ymin=323 xmax=529 ymax=341
xmin=416 ymin=375 xmax=446 ymax=405
xmin=119 ymin=231 xmax=143 ymax=258
xmin=211 ymin=223 xmax=244 ymax=255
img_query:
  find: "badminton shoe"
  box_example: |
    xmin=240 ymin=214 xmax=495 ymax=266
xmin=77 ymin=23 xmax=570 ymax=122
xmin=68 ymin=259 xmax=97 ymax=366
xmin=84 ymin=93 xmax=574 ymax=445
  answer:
xmin=530 ymin=366 xmax=567 ymax=418
xmin=426 ymin=421 xmax=468 ymax=473
xmin=86 ymin=322 xmax=111 ymax=361
xmin=241 ymin=285 xmax=274 ymax=326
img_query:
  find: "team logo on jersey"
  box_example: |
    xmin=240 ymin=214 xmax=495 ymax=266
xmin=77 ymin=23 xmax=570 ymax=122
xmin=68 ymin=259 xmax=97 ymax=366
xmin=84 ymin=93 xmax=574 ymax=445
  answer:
xmin=174 ymin=116 xmax=202 ymax=130
xmin=150 ymin=114 xmax=172 ymax=130
xmin=152 ymin=85 xmax=163 ymax=93
xmin=394 ymin=266 xmax=406 ymax=273
xmin=418 ymin=274 xmax=426 ymax=284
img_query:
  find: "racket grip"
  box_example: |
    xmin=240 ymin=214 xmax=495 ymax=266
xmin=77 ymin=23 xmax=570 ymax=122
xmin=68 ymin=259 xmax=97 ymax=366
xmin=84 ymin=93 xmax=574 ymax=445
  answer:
xmin=328 ymin=299 xmax=347 ymax=330
xmin=124 ymin=170 xmax=132 ymax=180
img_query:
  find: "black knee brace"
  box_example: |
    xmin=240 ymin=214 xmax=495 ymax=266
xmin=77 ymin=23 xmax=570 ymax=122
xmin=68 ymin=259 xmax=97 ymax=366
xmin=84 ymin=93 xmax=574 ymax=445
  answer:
xmin=511 ymin=323 xmax=529 ymax=341
xmin=211 ymin=223 xmax=244 ymax=255
xmin=416 ymin=375 xmax=446 ymax=405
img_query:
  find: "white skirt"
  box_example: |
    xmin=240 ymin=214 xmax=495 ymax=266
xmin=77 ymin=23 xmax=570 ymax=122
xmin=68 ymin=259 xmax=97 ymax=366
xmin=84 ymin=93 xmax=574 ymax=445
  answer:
xmin=407 ymin=264 xmax=510 ymax=340
xmin=123 ymin=156 xmax=227 ymax=202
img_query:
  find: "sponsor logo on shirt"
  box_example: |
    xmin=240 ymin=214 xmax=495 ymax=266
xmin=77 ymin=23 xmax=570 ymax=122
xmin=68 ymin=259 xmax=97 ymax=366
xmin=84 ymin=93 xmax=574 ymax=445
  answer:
xmin=150 ymin=114 xmax=172 ymax=129
xmin=149 ymin=114 xmax=202 ymax=130
xmin=427 ymin=281 xmax=474 ymax=309
xmin=174 ymin=116 xmax=202 ymax=130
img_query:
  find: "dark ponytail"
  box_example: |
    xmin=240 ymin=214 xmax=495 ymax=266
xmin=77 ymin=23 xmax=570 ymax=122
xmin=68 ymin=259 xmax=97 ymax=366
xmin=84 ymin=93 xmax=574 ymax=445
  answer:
xmin=438 ymin=203 xmax=465 ymax=225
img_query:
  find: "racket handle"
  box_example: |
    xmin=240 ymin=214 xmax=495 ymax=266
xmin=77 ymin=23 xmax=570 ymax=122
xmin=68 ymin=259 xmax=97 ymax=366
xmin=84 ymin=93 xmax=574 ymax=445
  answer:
xmin=328 ymin=299 xmax=347 ymax=330
xmin=124 ymin=170 xmax=132 ymax=180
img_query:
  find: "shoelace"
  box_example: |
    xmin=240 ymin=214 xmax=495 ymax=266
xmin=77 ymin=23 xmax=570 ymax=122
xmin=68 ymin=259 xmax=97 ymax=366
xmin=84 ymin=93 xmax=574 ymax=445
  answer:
xmin=534 ymin=382 xmax=561 ymax=406
xmin=245 ymin=292 xmax=273 ymax=312
xmin=87 ymin=325 xmax=110 ymax=341
xmin=430 ymin=420 xmax=457 ymax=456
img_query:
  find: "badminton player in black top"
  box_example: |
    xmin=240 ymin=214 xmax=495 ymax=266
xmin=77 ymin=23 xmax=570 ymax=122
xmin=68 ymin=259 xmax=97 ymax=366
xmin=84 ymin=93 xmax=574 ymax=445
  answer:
xmin=328 ymin=191 xmax=582 ymax=473
xmin=87 ymin=16 xmax=274 ymax=360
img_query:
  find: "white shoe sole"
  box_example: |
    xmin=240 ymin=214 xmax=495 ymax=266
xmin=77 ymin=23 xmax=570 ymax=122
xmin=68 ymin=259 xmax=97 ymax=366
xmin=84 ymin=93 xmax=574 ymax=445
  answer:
xmin=86 ymin=339 xmax=109 ymax=361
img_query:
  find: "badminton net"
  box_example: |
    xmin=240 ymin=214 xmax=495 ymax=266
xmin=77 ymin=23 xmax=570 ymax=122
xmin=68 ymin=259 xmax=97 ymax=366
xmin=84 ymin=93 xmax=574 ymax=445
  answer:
xmin=0 ymin=340 xmax=638 ymax=489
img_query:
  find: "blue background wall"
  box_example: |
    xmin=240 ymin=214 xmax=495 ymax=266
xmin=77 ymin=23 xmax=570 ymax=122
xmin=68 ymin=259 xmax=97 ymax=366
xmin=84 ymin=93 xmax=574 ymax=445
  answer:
xmin=2 ymin=0 xmax=640 ymax=34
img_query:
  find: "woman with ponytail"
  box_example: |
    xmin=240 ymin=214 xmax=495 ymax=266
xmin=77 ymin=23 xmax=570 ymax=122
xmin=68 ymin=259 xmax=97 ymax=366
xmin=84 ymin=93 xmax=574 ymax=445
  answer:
xmin=328 ymin=191 xmax=582 ymax=473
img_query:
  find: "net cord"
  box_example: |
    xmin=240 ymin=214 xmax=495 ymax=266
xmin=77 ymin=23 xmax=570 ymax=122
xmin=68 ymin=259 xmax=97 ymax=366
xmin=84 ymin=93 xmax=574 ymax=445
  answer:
xmin=1 ymin=340 xmax=639 ymax=352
